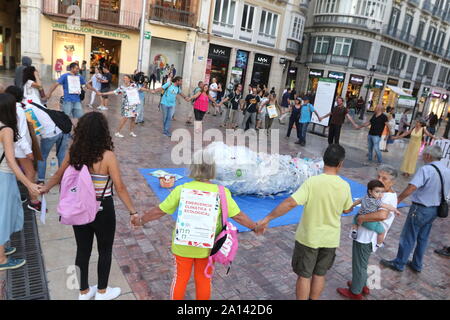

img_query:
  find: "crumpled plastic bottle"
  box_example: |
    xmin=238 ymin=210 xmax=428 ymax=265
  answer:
xmin=206 ymin=142 xmax=324 ymax=196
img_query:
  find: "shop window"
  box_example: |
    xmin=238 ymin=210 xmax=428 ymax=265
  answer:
xmin=291 ymin=15 xmax=304 ymax=42
xmin=332 ymin=37 xmax=352 ymax=56
xmin=213 ymin=0 xmax=236 ymax=27
xmin=314 ymin=36 xmax=329 ymax=54
xmin=241 ymin=4 xmax=255 ymax=32
xmin=259 ymin=10 xmax=278 ymax=38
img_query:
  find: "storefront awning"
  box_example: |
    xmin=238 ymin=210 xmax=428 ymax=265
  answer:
xmin=386 ymin=85 xmax=412 ymax=97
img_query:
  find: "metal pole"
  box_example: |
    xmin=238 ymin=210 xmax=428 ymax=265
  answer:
xmin=360 ymin=73 xmax=372 ymax=120
xmin=137 ymin=0 xmax=148 ymax=72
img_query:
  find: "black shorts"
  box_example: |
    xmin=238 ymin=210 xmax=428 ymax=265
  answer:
xmin=194 ymin=109 xmax=206 ymax=121
xmin=291 ymin=241 xmax=336 ymax=278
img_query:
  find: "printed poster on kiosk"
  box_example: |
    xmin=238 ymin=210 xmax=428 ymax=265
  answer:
xmin=311 ymin=78 xmax=338 ymax=127
xmin=174 ymin=189 xmax=220 ymax=248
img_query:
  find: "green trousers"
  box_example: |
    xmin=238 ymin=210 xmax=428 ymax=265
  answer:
xmin=351 ymin=240 xmax=373 ymax=295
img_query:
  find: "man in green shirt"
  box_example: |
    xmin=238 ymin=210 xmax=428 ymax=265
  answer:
xmin=259 ymin=144 xmax=354 ymax=300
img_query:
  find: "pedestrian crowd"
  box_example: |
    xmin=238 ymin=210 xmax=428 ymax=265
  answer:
xmin=0 ymin=57 xmax=449 ymax=301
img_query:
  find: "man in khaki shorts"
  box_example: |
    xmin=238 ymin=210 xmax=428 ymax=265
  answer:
xmin=259 ymin=144 xmax=354 ymax=300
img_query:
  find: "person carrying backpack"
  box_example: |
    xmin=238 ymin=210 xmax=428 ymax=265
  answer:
xmin=0 ymin=93 xmax=42 ymax=271
xmin=41 ymin=112 xmax=138 ymax=300
xmin=131 ymin=147 xmax=261 ymax=300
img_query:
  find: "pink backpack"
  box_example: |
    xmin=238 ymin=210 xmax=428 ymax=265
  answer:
xmin=204 ymin=185 xmax=239 ymax=278
xmin=57 ymin=165 xmax=104 ymax=226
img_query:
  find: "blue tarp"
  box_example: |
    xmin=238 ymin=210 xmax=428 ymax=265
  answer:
xmin=139 ymin=168 xmax=407 ymax=232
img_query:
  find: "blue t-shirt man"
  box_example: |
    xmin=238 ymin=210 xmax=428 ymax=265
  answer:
xmin=161 ymin=82 xmax=181 ymax=107
xmin=300 ymin=103 xmax=315 ymax=123
xmin=58 ymin=73 xmax=86 ymax=103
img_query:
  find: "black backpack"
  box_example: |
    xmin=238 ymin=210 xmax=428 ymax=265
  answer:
xmin=31 ymin=102 xmax=73 ymax=134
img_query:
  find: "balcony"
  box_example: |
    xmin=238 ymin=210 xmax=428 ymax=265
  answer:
xmin=286 ymin=39 xmax=301 ymax=55
xmin=352 ymin=58 xmax=368 ymax=70
xmin=330 ymin=55 xmax=349 ymax=66
xmin=422 ymin=0 xmax=433 ymax=14
xmin=257 ymin=32 xmax=276 ymax=48
xmin=382 ymin=26 xmax=416 ymax=46
xmin=42 ymin=0 xmax=140 ymax=30
xmin=389 ymin=68 xmax=401 ymax=77
xmin=310 ymin=54 xmax=327 ymax=63
xmin=314 ymin=15 xmax=382 ymax=31
xmin=377 ymin=64 xmax=388 ymax=74
xmin=408 ymin=0 xmax=420 ymax=7
xmin=149 ymin=0 xmax=197 ymax=28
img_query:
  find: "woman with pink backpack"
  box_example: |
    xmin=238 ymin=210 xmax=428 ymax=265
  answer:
xmin=41 ymin=112 xmax=138 ymax=300
xmin=132 ymin=147 xmax=262 ymax=300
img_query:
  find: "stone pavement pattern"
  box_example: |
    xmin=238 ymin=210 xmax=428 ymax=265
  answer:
xmin=1 ymin=75 xmax=449 ymax=300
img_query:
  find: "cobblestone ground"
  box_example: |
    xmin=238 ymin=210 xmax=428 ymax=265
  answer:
xmin=1 ymin=75 xmax=449 ymax=300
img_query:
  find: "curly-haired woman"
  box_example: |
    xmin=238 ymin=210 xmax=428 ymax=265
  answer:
xmin=22 ymin=66 xmax=44 ymax=105
xmin=0 ymin=93 xmax=41 ymax=271
xmin=42 ymin=112 xmax=138 ymax=300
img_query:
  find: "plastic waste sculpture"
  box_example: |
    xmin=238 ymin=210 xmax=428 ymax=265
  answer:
xmin=206 ymin=142 xmax=324 ymax=196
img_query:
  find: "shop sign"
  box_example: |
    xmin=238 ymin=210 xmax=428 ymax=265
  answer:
xmin=144 ymin=31 xmax=151 ymax=40
xmin=422 ymin=87 xmax=430 ymax=97
xmin=431 ymin=91 xmax=442 ymax=98
xmin=254 ymin=54 xmax=272 ymax=66
xmin=289 ymin=67 xmax=297 ymax=74
xmin=387 ymin=78 xmax=399 ymax=86
xmin=328 ymin=71 xmax=345 ymax=81
xmin=208 ymin=45 xmax=231 ymax=59
xmin=51 ymin=23 xmax=131 ymax=39
xmin=231 ymin=67 xmax=243 ymax=75
xmin=398 ymin=95 xmax=416 ymax=108
xmin=403 ymin=81 xmax=411 ymax=89
xmin=373 ymin=79 xmax=385 ymax=88
xmin=349 ymin=74 xmax=364 ymax=85
xmin=309 ymin=69 xmax=324 ymax=78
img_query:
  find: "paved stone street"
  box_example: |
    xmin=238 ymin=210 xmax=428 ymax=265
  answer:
xmin=1 ymin=77 xmax=449 ymax=300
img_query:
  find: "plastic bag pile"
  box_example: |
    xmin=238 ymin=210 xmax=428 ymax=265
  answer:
xmin=206 ymin=142 xmax=324 ymax=197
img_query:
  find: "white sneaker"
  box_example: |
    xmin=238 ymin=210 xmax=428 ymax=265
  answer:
xmin=78 ymin=285 xmax=97 ymax=300
xmin=97 ymin=106 xmax=103 ymax=110
xmin=129 ymin=132 xmax=137 ymax=137
xmin=94 ymin=287 xmax=121 ymax=300
xmin=88 ymin=104 xmax=94 ymax=109
xmin=115 ymin=132 xmax=124 ymax=138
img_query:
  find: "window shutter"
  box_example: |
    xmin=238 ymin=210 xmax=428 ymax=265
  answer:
xmin=352 ymin=40 xmax=372 ymax=59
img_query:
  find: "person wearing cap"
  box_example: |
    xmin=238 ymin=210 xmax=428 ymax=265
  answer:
xmin=298 ymin=96 xmax=321 ymax=146
xmin=392 ymin=118 xmax=439 ymax=177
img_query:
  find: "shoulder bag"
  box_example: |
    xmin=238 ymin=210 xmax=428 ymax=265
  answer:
xmin=430 ymin=164 xmax=449 ymax=218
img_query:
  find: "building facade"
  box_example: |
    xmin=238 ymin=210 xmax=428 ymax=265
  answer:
xmin=299 ymin=0 xmax=450 ymax=119
xmin=190 ymin=0 xmax=306 ymax=96
xmin=39 ymin=0 xmax=142 ymax=83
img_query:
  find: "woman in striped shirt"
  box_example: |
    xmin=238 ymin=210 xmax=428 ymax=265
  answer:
xmin=42 ymin=112 xmax=137 ymax=300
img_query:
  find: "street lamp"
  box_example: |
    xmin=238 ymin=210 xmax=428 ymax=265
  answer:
xmin=360 ymin=65 xmax=376 ymax=120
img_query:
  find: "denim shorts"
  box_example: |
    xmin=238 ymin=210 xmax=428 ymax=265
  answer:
xmin=62 ymin=101 xmax=83 ymax=119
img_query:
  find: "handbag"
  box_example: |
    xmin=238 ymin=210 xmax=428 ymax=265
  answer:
xmin=430 ymin=164 xmax=449 ymax=218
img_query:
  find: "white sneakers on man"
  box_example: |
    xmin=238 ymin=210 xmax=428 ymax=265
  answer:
xmin=97 ymin=106 xmax=108 ymax=111
xmin=129 ymin=132 xmax=137 ymax=137
xmin=94 ymin=287 xmax=121 ymax=300
xmin=115 ymin=132 xmax=124 ymax=138
xmin=78 ymin=285 xmax=97 ymax=300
